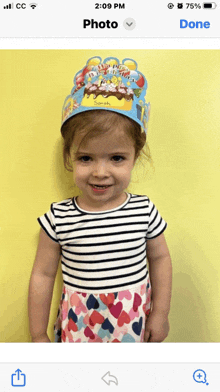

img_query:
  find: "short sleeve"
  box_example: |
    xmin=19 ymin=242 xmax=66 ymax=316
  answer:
xmin=146 ymin=199 xmax=167 ymax=239
xmin=37 ymin=203 xmax=58 ymax=243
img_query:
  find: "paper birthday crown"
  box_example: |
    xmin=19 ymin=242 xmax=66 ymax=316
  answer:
xmin=61 ymin=56 xmax=150 ymax=134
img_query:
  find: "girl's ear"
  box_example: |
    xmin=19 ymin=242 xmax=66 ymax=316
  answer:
xmin=66 ymin=151 xmax=74 ymax=172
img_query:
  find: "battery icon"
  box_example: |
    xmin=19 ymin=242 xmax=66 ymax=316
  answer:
xmin=203 ymin=2 xmax=217 ymax=8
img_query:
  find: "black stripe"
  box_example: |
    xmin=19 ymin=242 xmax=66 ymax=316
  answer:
xmin=58 ymin=229 xmax=148 ymax=242
xmin=44 ymin=213 xmax=55 ymax=232
xmin=147 ymin=223 xmax=167 ymax=239
xmin=56 ymin=201 xmax=72 ymax=206
xmin=149 ymin=203 xmax=155 ymax=216
xmin=129 ymin=198 xmax=149 ymax=204
xmin=63 ymin=271 xmax=148 ymax=291
xmin=50 ymin=203 xmax=56 ymax=216
xmin=62 ymin=236 xmax=145 ymax=247
xmin=148 ymin=217 xmax=163 ymax=235
xmin=62 ymin=264 xmax=147 ymax=282
xmin=37 ymin=218 xmax=58 ymax=243
xmin=56 ymin=220 xmax=148 ymax=235
xmin=120 ymin=205 xmax=149 ymax=212
xmin=53 ymin=207 xmax=149 ymax=216
xmin=55 ymin=212 xmax=150 ymax=224
xmin=61 ymin=254 xmax=146 ymax=273
xmin=62 ymin=239 xmax=146 ymax=256
xmin=62 ymin=246 xmax=146 ymax=263
xmin=149 ymin=210 xmax=158 ymax=227
xmin=53 ymin=207 xmax=77 ymax=214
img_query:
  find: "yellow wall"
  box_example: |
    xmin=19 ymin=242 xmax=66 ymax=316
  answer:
xmin=1 ymin=50 xmax=220 ymax=342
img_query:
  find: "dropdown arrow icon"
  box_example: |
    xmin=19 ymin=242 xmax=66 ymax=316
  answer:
xmin=123 ymin=18 xmax=136 ymax=30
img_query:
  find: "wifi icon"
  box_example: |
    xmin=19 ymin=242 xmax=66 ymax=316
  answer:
xmin=29 ymin=3 xmax=37 ymax=8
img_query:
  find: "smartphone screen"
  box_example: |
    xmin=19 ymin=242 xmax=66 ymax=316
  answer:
xmin=0 ymin=1 xmax=220 ymax=390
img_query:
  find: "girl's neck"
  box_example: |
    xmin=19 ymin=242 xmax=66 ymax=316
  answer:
xmin=76 ymin=192 xmax=128 ymax=212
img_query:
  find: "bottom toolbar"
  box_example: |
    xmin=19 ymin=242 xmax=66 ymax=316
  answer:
xmin=0 ymin=363 xmax=219 ymax=391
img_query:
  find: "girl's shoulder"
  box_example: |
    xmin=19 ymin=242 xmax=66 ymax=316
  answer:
xmin=51 ymin=198 xmax=73 ymax=208
xmin=49 ymin=198 xmax=74 ymax=215
xmin=129 ymin=193 xmax=150 ymax=203
xmin=129 ymin=193 xmax=156 ymax=210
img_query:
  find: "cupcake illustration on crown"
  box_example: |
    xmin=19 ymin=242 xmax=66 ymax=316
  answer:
xmin=62 ymin=56 xmax=150 ymax=134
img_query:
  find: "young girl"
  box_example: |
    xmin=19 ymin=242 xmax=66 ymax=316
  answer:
xmin=28 ymin=56 xmax=172 ymax=343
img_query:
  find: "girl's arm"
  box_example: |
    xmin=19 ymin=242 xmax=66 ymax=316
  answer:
xmin=145 ymin=233 xmax=172 ymax=342
xmin=28 ymin=228 xmax=61 ymax=342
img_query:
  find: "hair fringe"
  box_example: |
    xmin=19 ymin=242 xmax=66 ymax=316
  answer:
xmin=61 ymin=110 xmax=152 ymax=171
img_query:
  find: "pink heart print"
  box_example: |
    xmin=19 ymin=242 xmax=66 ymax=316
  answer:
xmin=61 ymin=300 xmax=68 ymax=321
xmin=133 ymin=293 xmax=142 ymax=312
xmin=140 ymin=283 xmax=146 ymax=296
xmin=118 ymin=290 xmax=132 ymax=300
xmin=75 ymin=301 xmax=88 ymax=315
xmin=89 ymin=334 xmax=103 ymax=342
xmin=113 ymin=324 xmax=128 ymax=338
xmin=129 ymin=308 xmax=139 ymax=321
xmin=117 ymin=310 xmax=130 ymax=327
xmin=84 ymin=326 xmax=95 ymax=339
xmin=100 ymin=293 xmax=115 ymax=307
xmin=68 ymin=318 xmax=78 ymax=332
xmin=70 ymin=292 xmax=81 ymax=307
xmin=89 ymin=310 xmax=105 ymax=327
xmin=83 ymin=313 xmax=90 ymax=325
xmin=76 ymin=291 xmax=87 ymax=298
xmin=64 ymin=326 xmax=74 ymax=342
xmin=109 ymin=301 xmax=123 ymax=318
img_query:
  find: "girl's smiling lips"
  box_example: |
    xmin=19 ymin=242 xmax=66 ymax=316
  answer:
xmin=89 ymin=184 xmax=112 ymax=186
xmin=89 ymin=184 xmax=112 ymax=193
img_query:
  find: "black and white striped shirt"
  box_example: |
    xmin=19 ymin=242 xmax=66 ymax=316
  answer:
xmin=38 ymin=193 xmax=167 ymax=293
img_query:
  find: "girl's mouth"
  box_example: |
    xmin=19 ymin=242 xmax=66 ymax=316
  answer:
xmin=90 ymin=184 xmax=112 ymax=192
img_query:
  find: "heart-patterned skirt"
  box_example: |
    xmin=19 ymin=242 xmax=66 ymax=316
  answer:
xmin=54 ymin=279 xmax=151 ymax=343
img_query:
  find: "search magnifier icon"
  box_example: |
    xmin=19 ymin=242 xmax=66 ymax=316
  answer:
xmin=193 ymin=369 xmax=209 ymax=385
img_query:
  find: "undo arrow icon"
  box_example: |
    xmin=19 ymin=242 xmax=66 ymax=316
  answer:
xmin=102 ymin=371 xmax=118 ymax=385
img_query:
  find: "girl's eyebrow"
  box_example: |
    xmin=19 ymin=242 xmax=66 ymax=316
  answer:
xmin=111 ymin=152 xmax=130 ymax=155
xmin=75 ymin=151 xmax=130 ymax=155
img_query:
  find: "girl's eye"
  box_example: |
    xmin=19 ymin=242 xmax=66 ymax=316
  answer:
xmin=79 ymin=156 xmax=91 ymax=162
xmin=112 ymin=155 xmax=124 ymax=162
xmin=77 ymin=155 xmax=124 ymax=162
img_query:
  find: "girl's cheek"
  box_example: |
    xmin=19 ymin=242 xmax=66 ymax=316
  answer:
xmin=75 ymin=166 xmax=89 ymax=180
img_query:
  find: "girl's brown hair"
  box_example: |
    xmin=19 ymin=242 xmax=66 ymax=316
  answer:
xmin=61 ymin=110 xmax=151 ymax=171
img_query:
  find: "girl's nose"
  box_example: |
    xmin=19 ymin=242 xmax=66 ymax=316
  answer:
xmin=93 ymin=162 xmax=109 ymax=177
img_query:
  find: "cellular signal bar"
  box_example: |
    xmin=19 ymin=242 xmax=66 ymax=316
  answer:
xmin=3 ymin=3 xmax=13 ymax=8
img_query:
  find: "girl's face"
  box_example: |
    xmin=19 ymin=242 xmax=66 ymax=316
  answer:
xmin=71 ymin=127 xmax=136 ymax=211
